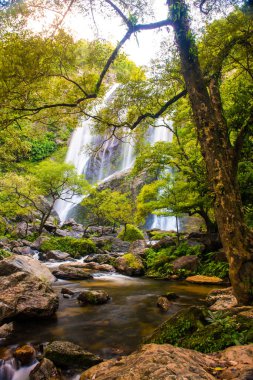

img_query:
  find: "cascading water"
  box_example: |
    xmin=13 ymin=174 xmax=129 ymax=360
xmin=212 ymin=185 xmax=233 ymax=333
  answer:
xmin=148 ymin=124 xmax=177 ymax=231
xmin=54 ymin=84 xmax=176 ymax=231
xmin=54 ymin=84 xmax=120 ymax=223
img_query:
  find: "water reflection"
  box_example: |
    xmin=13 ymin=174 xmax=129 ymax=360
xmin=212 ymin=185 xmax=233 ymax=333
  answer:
xmin=1 ymin=274 xmax=220 ymax=360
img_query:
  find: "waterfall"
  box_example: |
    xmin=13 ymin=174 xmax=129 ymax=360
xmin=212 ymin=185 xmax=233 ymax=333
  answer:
xmin=54 ymin=84 xmax=176 ymax=231
xmin=148 ymin=123 xmax=177 ymax=231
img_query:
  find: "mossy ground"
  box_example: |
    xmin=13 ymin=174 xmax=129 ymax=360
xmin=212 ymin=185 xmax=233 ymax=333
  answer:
xmin=40 ymin=236 xmax=96 ymax=258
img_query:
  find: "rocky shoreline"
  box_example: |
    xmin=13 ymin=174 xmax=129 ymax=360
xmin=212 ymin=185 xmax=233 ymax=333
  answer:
xmin=0 ymin=219 xmax=252 ymax=379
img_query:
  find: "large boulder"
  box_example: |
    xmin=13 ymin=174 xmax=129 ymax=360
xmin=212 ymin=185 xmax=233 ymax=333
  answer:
xmin=80 ymin=343 xmax=219 ymax=380
xmin=206 ymin=288 xmax=237 ymax=310
xmin=129 ymin=240 xmax=147 ymax=256
xmin=114 ymin=253 xmax=144 ymax=276
xmin=0 ymin=255 xmax=55 ymax=283
xmin=110 ymin=238 xmax=131 ymax=253
xmin=45 ymin=341 xmax=102 ymax=369
xmin=30 ymin=358 xmax=61 ymax=380
xmin=145 ymin=306 xmax=208 ymax=345
xmin=40 ymin=250 xmax=72 ymax=262
xmin=80 ymin=343 xmax=253 ymax=380
xmin=0 ymin=272 xmax=59 ymax=322
xmin=186 ymin=275 xmax=224 ymax=284
xmin=152 ymin=236 xmax=176 ymax=251
xmin=172 ymin=255 xmax=199 ymax=272
xmin=12 ymin=246 xmax=34 ymax=255
xmin=52 ymin=265 xmax=93 ymax=280
xmin=77 ymin=290 xmax=110 ymax=305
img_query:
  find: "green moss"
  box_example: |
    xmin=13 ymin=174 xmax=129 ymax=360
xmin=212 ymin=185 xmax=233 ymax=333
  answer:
xmin=117 ymin=224 xmax=144 ymax=242
xmin=123 ymin=253 xmax=143 ymax=270
xmin=145 ymin=306 xmax=208 ymax=345
xmin=182 ymin=313 xmax=253 ymax=353
xmin=0 ymin=249 xmax=12 ymax=260
xmin=40 ymin=236 xmax=96 ymax=258
xmin=150 ymin=231 xmax=177 ymax=240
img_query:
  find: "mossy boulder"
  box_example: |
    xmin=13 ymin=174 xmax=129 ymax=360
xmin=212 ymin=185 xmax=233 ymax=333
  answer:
xmin=77 ymin=290 xmax=110 ymax=305
xmin=181 ymin=310 xmax=253 ymax=353
xmin=117 ymin=224 xmax=144 ymax=242
xmin=114 ymin=253 xmax=144 ymax=276
xmin=145 ymin=306 xmax=208 ymax=345
xmin=40 ymin=236 xmax=96 ymax=258
xmin=45 ymin=341 xmax=102 ymax=369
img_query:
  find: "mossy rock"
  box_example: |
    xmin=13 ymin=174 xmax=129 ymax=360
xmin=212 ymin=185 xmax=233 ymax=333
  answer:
xmin=117 ymin=224 xmax=144 ymax=242
xmin=40 ymin=236 xmax=96 ymax=258
xmin=45 ymin=341 xmax=102 ymax=369
xmin=144 ymin=306 xmax=208 ymax=345
xmin=0 ymin=249 xmax=12 ymax=260
xmin=181 ymin=311 xmax=253 ymax=353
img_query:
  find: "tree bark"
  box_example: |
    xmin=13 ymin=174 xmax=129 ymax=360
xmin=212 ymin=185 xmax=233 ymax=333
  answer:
xmin=169 ymin=0 xmax=253 ymax=304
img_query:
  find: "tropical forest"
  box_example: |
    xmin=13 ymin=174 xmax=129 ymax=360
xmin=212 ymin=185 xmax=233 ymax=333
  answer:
xmin=0 ymin=0 xmax=252 ymax=379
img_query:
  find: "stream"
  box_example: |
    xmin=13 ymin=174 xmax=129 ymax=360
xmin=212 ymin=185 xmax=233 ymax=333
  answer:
xmin=0 ymin=272 xmax=221 ymax=379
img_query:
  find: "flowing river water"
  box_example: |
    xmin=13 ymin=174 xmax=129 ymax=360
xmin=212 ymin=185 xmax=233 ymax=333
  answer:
xmin=0 ymin=272 xmax=221 ymax=379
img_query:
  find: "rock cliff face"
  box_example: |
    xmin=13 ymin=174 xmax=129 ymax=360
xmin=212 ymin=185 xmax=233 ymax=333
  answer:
xmin=80 ymin=343 xmax=253 ymax=380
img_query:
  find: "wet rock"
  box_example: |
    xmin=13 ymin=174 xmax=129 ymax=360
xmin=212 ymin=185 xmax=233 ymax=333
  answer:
xmin=0 ymin=272 xmax=59 ymax=322
xmin=129 ymin=240 xmax=147 ymax=256
xmin=78 ymin=290 xmax=110 ymax=305
xmin=0 ymin=322 xmax=14 ymax=339
xmin=30 ymin=358 xmax=61 ymax=380
xmin=0 ymin=254 xmax=55 ymax=283
xmin=14 ymin=344 xmax=36 ymax=365
xmin=61 ymin=288 xmax=75 ymax=296
xmin=83 ymin=253 xmax=116 ymax=264
xmin=80 ymin=343 xmax=219 ymax=380
xmin=172 ymin=255 xmax=199 ymax=272
xmin=41 ymin=250 xmax=72 ymax=262
xmin=45 ymin=341 xmax=102 ymax=369
xmin=152 ymin=236 xmax=176 ymax=251
xmin=206 ymin=288 xmax=237 ymax=310
xmin=52 ymin=265 xmax=93 ymax=280
xmin=216 ymin=344 xmax=253 ymax=380
xmin=145 ymin=306 xmax=208 ymax=345
xmin=110 ymin=238 xmax=131 ymax=253
xmin=162 ymin=292 xmax=179 ymax=301
xmin=157 ymin=296 xmax=171 ymax=311
xmin=77 ymin=262 xmax=115 ymax=272
xmin=186 ymin=275 xmax=224 ymax=284
xmin=114 ymin=254 xmax=144 ymax=276
xmin=12 ymin=246 xmax=34 ymax=255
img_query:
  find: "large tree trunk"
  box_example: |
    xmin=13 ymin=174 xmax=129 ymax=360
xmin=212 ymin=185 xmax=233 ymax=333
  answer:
xmin=169 ymin=0 xmax=253 ymax=304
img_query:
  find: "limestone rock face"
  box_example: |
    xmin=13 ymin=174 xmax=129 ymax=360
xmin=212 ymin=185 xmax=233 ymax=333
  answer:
xmin=0 ymin=272 xmax=59 ymax=322
xmin=45 ymin=341 xmax=102 ymax=369
xmin=0 ymin=255 xmax=55 ymax=283
xmin=80 ymin=343 xmax=218 ymax=380
xmin=30 ymin=358 xmax=61 ymax=380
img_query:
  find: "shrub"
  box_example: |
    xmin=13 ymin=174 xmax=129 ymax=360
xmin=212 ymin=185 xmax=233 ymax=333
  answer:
xmin=40 ymin=236 xmax=96 ymax=258
xmin=198 ymin=260 xmax=229 ymax=279
xmin=30 ymin=139 xmax=56 ymax=161
xmin=117 ymin=224 xmax=144 ymax=242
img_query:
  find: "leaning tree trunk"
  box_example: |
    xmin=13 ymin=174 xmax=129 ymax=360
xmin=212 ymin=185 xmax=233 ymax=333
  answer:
xmin=169 ymin=0 xmax=253 ymax=304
